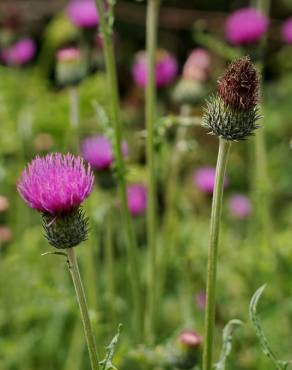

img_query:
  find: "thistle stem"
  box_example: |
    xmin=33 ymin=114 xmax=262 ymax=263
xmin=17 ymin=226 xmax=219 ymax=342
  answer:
xmin=202 ymin=138 xmax=231 ymax=370
xmin=69 ymin=86 xmax=79 ymax=129
xmin=93 ymin=0 xmax=142 ymax=341
xmin=105 ymin=207 xmax=116 ymax=324
xmin=66 ymin=248 xmax=99 ymax=370
xmin=145 ymin=0 xmax=160 ymax=345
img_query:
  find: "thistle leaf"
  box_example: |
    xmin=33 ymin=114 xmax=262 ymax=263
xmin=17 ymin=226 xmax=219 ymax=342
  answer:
xmin=249 ymin=285 xmax=290 ymax=370
xmin=214 ymin=319 xmax=243 ymax=370
xmin=100 ymin=324 xmax=122 ymax=370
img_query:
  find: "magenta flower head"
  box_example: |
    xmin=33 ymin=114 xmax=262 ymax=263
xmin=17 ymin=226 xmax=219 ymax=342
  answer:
xmin=183 ymin=48 xmax=211 ymax=82
xmin=228 ymin=194 xmax=252 ymax=219
xmin=281 ymin=18 xmax=292 ymax=44
xmin=132 ymin=49 xmax=178 ymax=88
xmin=225 ymin=7 xmax=268 ymax=45
xmin=17 ymin=153 xmax=94 ymax=249
xmin=1 ymin=38 xmax=36 ymax=66
xmin=193 ymin=166 xmax=228 ymax=194
xmin=127 ymin=184 xmax=147 ymax=217
xmin=56 ymin=47 xmax=86 ymax=86
xmin=67 ymin=0 xmax=99 ymax=29
xmin=81 ymin=135 xmax=128 ymax=171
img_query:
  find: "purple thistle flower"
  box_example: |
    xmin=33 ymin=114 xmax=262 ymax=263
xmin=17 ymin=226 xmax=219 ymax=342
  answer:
xmin=183 ymin=48 xmax=211 ymax=82
xmin=193 ymin=166 xmax=228 ymax=194
xmin=281 ymin=18 xmax=292 ymax=44
xmin=81 ymin=135 xmax=128 ymax=171
xmin=228 ymin=194 xmax=252 ymax=219
xmin=1 ymin=38 xmax=36 ymax=66
xmin=127 ymin=184 xmax=147 ymax=217
xmin=17 ymin=153 xmax=94 ymax=215
xmin=132 ymin=49 xmax=178 ymax=88
xmin=225 ymin=7 xmax=268 ymax=45
xmin=67 ymin=0 xmax=99 ymax=29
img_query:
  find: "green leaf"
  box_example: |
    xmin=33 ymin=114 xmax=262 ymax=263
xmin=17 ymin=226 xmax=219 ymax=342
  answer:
xmin=249 ymin=285 xmax=290 ymax=370
xmin=100 ymin=324 xmax=122 ymax=370
xmin=214 ymin=319 xmax=243 ymax=370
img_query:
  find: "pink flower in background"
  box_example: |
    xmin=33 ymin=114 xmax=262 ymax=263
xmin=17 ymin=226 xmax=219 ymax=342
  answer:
xmin=127 ymin=184 xmax=147 ymax=217
xmin=57 ymin=47 xmax=81 ymax=62
xmin=228 ymin=194 xmax=252 ymax=219
xmin=1 ymin=38 xmax=36 ymax=66
xmin=132 ymin=49 xmax=178 ymax=88
xmin=183 ymin=48 xmax=211 ymax=82
xmin=281 ymin=18 xmax=292 ymax=44
xmin=179 ymin=330 xmax=203 ymax=349
xmin=225 ymin=7 xmax=268 ymax=45
xmin=81 ymin=135 xmax=128 ymax=171
xmin=67 ymin=0 xmax=99 ymax=28
xmin=193 ymin=166 xmax=228 ymax=193
xmin=17 ymin=153 xmax=94 ymax=214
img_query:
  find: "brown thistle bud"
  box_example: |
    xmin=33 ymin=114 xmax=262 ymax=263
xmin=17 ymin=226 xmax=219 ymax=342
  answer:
xmin=202 ymin=56 xmax=262 ymax=141
xmin=217 ymin=56 xmax=260 ymax=111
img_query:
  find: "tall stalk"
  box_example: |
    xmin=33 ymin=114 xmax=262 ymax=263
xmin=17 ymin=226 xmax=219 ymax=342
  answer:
xmin=252 ymin=0 xmax=273 ymax=250
xmin=66 ymin=248 xmax=100 ymax=370
xmin=94 ymin=0 xmax=142 ymax=341
xmin=145 ymin=0 xmax=160 ymax=345
xmin=202 ymin=138 xmax=231 ymax=370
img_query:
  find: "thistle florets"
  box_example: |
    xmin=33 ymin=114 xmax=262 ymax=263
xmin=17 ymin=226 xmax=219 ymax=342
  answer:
xmin=203 ymin=56 xmax=261 ymax=141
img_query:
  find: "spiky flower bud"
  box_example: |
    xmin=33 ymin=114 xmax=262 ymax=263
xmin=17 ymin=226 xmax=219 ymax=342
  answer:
xmin=42 ymin=208 xmax=88 ymax=249
xmin=203 ymin=57 xmax=261 ymax=140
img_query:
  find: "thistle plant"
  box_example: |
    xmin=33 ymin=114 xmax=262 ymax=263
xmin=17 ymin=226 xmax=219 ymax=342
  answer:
xmin=17 ymin=153 xmax=100 ymax=370
xmin=202 ymin=56 xmax=261 ymax=370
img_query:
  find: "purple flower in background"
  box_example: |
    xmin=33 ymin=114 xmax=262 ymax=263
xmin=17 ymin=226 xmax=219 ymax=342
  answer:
xmin=183 ymin=48 xmax=211 ymax=82
xmin=81 ymin=135 xmax=128 ymax=171
xmin=67 ymin=0 xmax=99 ymax=29
xmin=228 ymin=194 xmax=252 ymax=219
xmin=196 ymin=291 xmax=206 ymax=310
xmin=281 ymin=18 xmax=292 ymax=44
xmin=225 ymin=7 xmax=268 ymax=45
xmin=127 ymin=184 xmax=147 ymax=217
xmin=17 ymin=153 xmax=94 ymax=214
xmin=1 ymin=38 xmax=36 ymax=66
xmin=132 ymin=49 xmax=178 ymax=88
xmin=193 ymin=166 xmax=228 ymax=193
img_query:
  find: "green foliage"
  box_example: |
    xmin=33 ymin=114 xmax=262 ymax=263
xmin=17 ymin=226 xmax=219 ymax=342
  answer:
xmin=215 ymin=319 xmax=243 ymax=370
xmin=249 ymin=286 xmax=291 ymax=370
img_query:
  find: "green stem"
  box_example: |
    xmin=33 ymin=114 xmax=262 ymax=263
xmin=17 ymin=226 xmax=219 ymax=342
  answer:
xmin=66 ymin=248 xmax=99 ymax=370
xmin=69 ymin=86 xmax=79 ymax=129
xmin=105 ymin=207 xmax=116 ymax=324
xmin=145 ymin=0 xmax=160 ymax=345
xmin=93 ymin=0 xmax=142 ymax=342
xmin=202 ymin=138 xmax=231 ymax=370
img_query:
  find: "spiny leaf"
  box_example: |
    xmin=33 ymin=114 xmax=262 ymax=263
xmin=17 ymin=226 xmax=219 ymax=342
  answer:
xmin=249 ymin=285 xmax=290 ymax=370
xmin=214 ymin=319 xmax=243 ymax=370
xmin=100 ymin=324 xmax=122 ymax=370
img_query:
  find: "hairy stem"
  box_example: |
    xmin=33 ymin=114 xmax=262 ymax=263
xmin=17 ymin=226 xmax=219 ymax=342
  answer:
xmin=203 ymin=138 xmax=231 ymax=370
xmin=66 ymin=248 xmax=99 ymax=370
xmin=93 ymin=0 xmax=142 ymax=342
